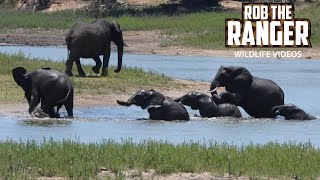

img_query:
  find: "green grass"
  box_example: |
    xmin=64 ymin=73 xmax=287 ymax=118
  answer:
xmin=0 ymin=52 xmax=181 ymax=102
xmin=0 ymin=8 xmax=237 ymax=49
xmin=1 ymin=3 xmax=319 ymax=49
xmin=296 ymin=3 xmax=320 ymax=48
xmin=0 ymin=139 xmax=319 ymax=179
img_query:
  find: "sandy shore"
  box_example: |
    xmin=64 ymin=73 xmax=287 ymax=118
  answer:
xmin=0 ymin=80 xmax=210 ymax=115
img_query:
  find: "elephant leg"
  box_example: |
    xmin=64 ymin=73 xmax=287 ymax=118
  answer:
xmin=41 ymin=105 xmax=57 ymax=118
xmin=29 ymin=88 xmax=40 ymax=114
xmin=56 ymin=104 xmax=63 ymax=118
xmin=101 ymin=45 xmax=111 ymax=76
xmin=64 ymin=92 xmax=74 ymax=118
xmin=92 ymin=56 xmax=102 ymax=74
xmin=219 ymin=92 xmax=242 ymax=106
xmin=211 ymin=94 xmax=222 ymax=104
xmin=148 ymin=108 xmax=162 ymax=120
xmin=75 ymin=59 xmax=86 ymax=77
xmin=40 ymin=97 xmax=59 ymax=118
xmin=65 ymin=55 xmax=75 ymax=76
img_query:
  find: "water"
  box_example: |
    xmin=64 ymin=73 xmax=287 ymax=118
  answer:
xmin=0 ymin=45 xmax=320 ymax=146
xmin=1 ymin=106 xmax=319 ymax=146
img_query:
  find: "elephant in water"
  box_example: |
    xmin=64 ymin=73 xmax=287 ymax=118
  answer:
xmin=117 ymin=89 xmax=190 ymax=121
xmin=173 ymin=91 xmax=242 ymax=118
xmin=12 ymin=67 xmax=74 ymax=118
xmin=272 ymin=104 xmax=316 ymax=120
xmin=209 ymin=66 xmax=284 ymax=118
xmin=65 ymin=19 xmax=127 ymax=77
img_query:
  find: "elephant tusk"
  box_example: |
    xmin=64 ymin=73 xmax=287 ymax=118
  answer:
xmin=207 ymin=88 xmax=217 ymax=93
xmin=123 ymin=43 xmax=129 ymax=47
xmin=275 ymin=110 xmax=280 ymax=114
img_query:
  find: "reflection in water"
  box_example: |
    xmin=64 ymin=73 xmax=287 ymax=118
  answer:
xmin=0 ymin=46 xmax=320 ymax=146
xmin=21 ymin=119 xmax=72 ymax=127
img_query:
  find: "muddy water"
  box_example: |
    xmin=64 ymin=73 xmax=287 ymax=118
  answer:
xmin=0 ymin=45 xmax=320 ymax=146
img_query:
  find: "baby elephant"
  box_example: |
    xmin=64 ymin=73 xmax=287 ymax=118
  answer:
xmin=12 ymin=67 xmax=74 ymax=118
xmin=174 ymin=92 xmax=242 ymax=118
xmin=117 ymin=89 xmax=190 ymax=121
xmin=272 ymin=104 xmax=316 ymax=120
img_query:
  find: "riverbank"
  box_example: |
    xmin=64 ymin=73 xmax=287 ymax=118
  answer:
xmin=1 ymin=1 xmax=320 ymax=58
xmin=1 ymin=29 xmax=320 ymax=59
xmin=0 ymin=79 xmax=209 ymax=116
xmin=0 ymin=52 xmax=210 ymax=115
xmin=0 ymin=139 xmax=319 ymax=179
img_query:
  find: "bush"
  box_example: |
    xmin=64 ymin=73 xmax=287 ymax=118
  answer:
xmin=0 ymin=0 xmax=16 ymax=6
xmin=180 ymin=0 xmax=219 ymax=7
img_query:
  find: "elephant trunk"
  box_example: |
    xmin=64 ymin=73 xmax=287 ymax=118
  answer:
xmin=117 ymin=95 xmax=137 ymax=106
xmin=173 ymin=96 xmax=183 ymax=102
xmin=209 ymin=80 xmax=220 ymax=96
xmin=117 ymin=100 xmax=132 ymax=106
xmin=25 ymin=91 xmax=32 ymax=106
xmin=272 ymin=105 xmax=285 ymax=115
xmin=114 ymin=45 xmax=123 ymax=73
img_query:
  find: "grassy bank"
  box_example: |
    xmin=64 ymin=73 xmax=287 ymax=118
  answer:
xmin=0 ymin=139 xmax=319 ymax=179
xmin=0 ymin=53 xmax=180 ymax=102
xmin=1 ymin=3 xmax=319 ymax=49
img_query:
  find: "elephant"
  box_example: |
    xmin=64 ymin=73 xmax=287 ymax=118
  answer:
xmin=65 ymin=19 xmax=127 ymax=77
xmin=173 ymin=91 xmax=242 ymax=118
xmin=12 ymin=67 xmax=73 ymax=118
xmin=209 ymin=66 xmax=284 ymax=118
xmin=272 ymin=104 xmax=316 ymax=120
xmin=117 ymin=89 xmax=190 ymax=121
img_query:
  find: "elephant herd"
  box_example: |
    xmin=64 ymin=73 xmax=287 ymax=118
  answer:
xmin=117 ymin=66 xmax=316 ymax=121
xmin=10 ymin=19 xmax=316 ymax=121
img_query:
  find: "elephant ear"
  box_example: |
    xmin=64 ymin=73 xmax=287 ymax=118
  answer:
xmin=111 ymin=20 xmax=121 ymax=33
xmin=12 ymin=67 xmax=32 ymax=92
xmin=231 ymin=67 xmax=253 ymax=85
xmin=141 ymin=90 xmax=165 ymax=110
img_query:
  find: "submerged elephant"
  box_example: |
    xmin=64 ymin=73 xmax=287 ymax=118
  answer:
xmin=272 ymin=104 xmax=316 ymax=120
xmin=174 ymin=91 xmax=242 ymax=118
xmin=117 ymin=89 xmax=190 ymax=121
xmin=65 ymin=19 xmax=127 ymax=77
xmin=12 ymin=67 xmax=73 ymax=118
xmin=209 ymin=66 xmax=284 ymax=118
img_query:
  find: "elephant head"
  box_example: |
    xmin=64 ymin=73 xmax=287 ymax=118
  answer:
xmin=110 ymin=20 xmax=127 ymax=73
xmin=272 ymin=104 xmax=316 ymax=120
xmin=173 ymin=92 xmax=212 ymax=110
xmin=12 ymin=67 xmax=32 ymax=105
xmin=117 ymin=89 xmax=165 ymax=110
xmin=209 ymin=66 xmax=253 ymax=96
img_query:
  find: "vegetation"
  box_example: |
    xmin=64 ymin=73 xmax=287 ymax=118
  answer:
xmin=0 ymin=8 xmax=238 ymax=49
xmin=0 ymin=0 xmax=15 ymax=7
xmin=0 ymin=139 xmax=319 ymax=179
xmin=0 ymin=53 xmax=181 ymax=102
xmin=1 ymin=2 xmax=319 ymax=48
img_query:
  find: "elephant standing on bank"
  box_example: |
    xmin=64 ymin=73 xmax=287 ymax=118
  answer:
xmin=117 ymin=89 xmax=190 ymax=121
xmin=174 ymin=91 xmax=242 ymax=118
xmin=273 ymin=104 xmax=316 ymax=120
xmin=12 ymin=67 xmax=74 ymax=118
xmin=65 ymin=19 xmax=127 ymax=77
xmin=209 ymin=66 xmax=284 ymax=118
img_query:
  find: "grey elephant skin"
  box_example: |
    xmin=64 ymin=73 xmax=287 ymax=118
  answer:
xmin=174 ymin=91 xmax=242 ymax=118
xmin=117 ymin=89 xmax=190 ymax=121
xmin=12 ymin=67 xmax=73 ymax=118
xmin=65 ymin=19 xmax=126 ymax=77
xmin=209 ymin=66 xmax=284 ymax=118
xmin=272 ymin=104 xmax=316 ymax=120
